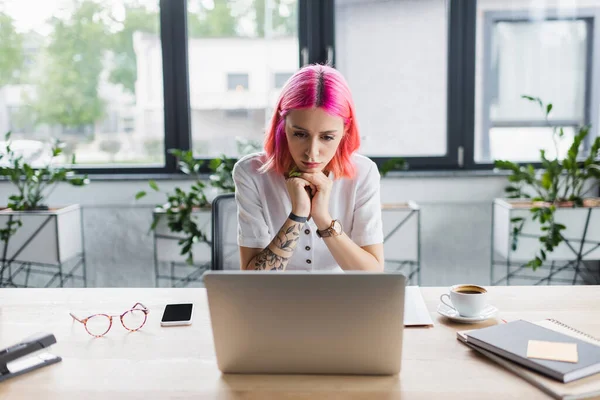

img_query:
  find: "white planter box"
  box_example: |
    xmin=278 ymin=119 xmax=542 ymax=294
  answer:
xmin=0 ymin=204 xmax=83 ymax=265
xmin=493 ymin=198 xmax=600 ymax=261
xmin=153 ymin=207 xmax=212 ymax=264
xmin=382 ymin=202 xmax=420 ymax=266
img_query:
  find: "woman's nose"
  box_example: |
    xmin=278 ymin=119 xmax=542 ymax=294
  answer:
xmin=305 ymin=139 xmax=319 ymax=159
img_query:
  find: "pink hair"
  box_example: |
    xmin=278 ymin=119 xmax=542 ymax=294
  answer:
xmin=260 ymin=64 xmax=360 ymax=179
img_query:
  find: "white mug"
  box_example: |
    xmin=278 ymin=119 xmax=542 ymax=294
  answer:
xmin=440 ymin=284 xmax=488 ymax=317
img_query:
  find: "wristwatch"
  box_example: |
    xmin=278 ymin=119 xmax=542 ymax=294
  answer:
xmin=316 ymin=220 xmax=343 ymax=238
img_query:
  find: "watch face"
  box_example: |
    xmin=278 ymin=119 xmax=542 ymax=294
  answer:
xmin=332 ymin=220 xmax=342 ymax=235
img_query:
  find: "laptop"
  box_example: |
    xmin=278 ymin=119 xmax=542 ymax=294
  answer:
xmin=204 ymin=271 xmax=406 ymax=375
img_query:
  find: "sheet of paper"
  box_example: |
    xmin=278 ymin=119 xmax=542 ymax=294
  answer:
xmin=526 ymin=340 xmax=578 ymax=363
xmin=404 ymin=286 xmax=434 ymax=327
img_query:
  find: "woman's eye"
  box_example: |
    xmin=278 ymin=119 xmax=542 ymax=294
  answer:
xmin=293 ymin=131 xmax=306 ymax=138
xmin=322 ymin=136 xmax=335 ymax=141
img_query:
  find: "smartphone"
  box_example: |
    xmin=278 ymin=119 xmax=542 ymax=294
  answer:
xmin=160 ymin=303 xmax=193 ymax=326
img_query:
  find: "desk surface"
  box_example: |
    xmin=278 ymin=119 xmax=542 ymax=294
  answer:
xmin=0 ymin=286 xmax=599 ymax=399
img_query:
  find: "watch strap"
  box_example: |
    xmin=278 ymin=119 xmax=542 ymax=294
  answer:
xmin=316 ymin=220 xmax=341 ymax=238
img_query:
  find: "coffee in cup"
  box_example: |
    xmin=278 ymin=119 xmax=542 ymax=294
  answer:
xmin=440 ymin=284 xmax=488 ymax=317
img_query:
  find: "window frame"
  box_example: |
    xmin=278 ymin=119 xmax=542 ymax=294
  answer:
xmin=71 ymin=0 xmax=190 ymax=175
xmin=322 ymin=0 xmax=476 ymax=171
xmin=476 ymin=9 xmax=600 ymax=165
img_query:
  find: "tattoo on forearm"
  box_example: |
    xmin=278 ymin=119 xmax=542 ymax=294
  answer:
xmin=253 ymin=222 xmax=302 ymax=271
xmin=274 ymin=224 xmax=301 ymax=253
xmin=254 ymin=248 xmax=286 ymax=271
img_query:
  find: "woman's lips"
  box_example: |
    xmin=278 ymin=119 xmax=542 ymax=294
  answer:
xmin=302 ymin=161 xmax=321 ymax=168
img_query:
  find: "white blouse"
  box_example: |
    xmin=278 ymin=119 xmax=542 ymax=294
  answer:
xmin=232 ymin=152 xmax=384 ymax=272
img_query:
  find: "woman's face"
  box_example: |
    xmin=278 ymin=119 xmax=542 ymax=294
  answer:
xmin=285 ymin=107 xmax=344 ymax=173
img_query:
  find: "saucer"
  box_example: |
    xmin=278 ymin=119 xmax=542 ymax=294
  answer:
xmin=436 ymin=303 xmax=498 ymax=324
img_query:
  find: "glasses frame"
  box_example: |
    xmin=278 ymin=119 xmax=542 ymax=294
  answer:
xmin=70 ymin=302 xmax=150 ymax=337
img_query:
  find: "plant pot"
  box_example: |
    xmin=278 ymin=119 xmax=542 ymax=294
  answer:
xmin=493 ymin=198 xmax=600 ymax=261
xmin=153 ymin=206 xmax=212 ymax=264
xmin=0 ymin=204 xmax=83 ymax=265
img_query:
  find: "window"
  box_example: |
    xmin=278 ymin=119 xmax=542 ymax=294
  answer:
xmin=474 ymin=1 xmax=600 ymax=164
xmin=11 ymin=0 xmax=590 ymax=173
xmin=61 ymin=124 xmax=94 ymax=137
xmin=227 ymin=73 xmax=249 ymax=91
xmin=335 ymin=0 xmax=449 ymax=159
xmin=274 ymin=72 xmax=293 ymax=88
xmin=0 ymin=0 xmax=165 ymax=168
xmin=101 ymin=111 xmax=120 ymax=134
xmin=187 ymin=0 xmax=299 ymax=158
xmin=7 ymin=106 xmax=35 ymax=134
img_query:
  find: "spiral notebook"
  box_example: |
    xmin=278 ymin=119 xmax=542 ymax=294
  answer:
xmin=457 ymin=319 xmax=600 ymax=400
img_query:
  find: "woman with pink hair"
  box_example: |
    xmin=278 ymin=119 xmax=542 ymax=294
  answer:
xmin=232 ymin=64 xmax=384 ymax=272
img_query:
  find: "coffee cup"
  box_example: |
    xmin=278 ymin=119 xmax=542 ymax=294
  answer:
xmin=439 ymin=284 xmax=488 ymax=317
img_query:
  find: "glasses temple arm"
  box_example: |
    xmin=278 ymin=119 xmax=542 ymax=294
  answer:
xmin=132 ymin=302 xmax=149 ymax=311
xmin=69 ymin=312 xmax=85 ymax=323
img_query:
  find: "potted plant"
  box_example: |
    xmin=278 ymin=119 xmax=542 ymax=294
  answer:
xmin=493 ymin=96 xmax=600 ymax=277
xmin=0 ymin=132 xmax=89 ymax=287
xmin=136 ymin=138 xmax=260 ymax=268
xmin=379 ymin=157 xmax=408 ymax=177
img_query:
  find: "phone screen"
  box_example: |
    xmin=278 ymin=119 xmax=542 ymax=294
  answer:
xmin=161 ymin=303 xmax=193 ymax=322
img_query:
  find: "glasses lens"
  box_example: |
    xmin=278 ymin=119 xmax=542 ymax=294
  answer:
xmin=122 ymin=309 xmax=147 ymax=331
xmin=85 ymin=315 xmax=111 ymax=337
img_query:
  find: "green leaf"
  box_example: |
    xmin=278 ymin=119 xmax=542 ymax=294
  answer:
xmin=541 ymin=171 xmax=552 ymax=190
xmin=149 ymin=180 xmax=159 ymax=191
xmin=526 ymin=256 xmax=543 ymax=270
xmin=69 ymin=177 xmax=89 ymax=186
xmin=149 ymin=215 xmax=160 ymax=232
xmin=209 ymin=157 xmax=222 ymax=171
xmin=507 ymin=175 xmax=521 ymax=183
xmin=288 ymin=166 xmax=302 ymax=178
xmin=546 ymin=103 xmax=553 ymax=116
xmin=521 ymin=95 xmax=543 ymax=110
xmin=494 ymin=160 xmax=518 ymax=170
xmin=135 ymin=191 xmax=147 ymax=200
xmin=379 ymin=158 xmax=408 ymax=177
xmin=527 ymin=164 xmax=535 ymax=176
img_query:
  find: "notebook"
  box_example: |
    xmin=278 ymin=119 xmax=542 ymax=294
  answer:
xmin=403 ymin=286 xmax=434 ymax=327
xmin=464 ymin=320 xmax=600 ymax=383
xmin=457 ymin=320 xmax=600 ymax=400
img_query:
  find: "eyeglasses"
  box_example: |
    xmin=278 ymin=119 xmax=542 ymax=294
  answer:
xmin=70 ymin=303 xmax=150 ymax=337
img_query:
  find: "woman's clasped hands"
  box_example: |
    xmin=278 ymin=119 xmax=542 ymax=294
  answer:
xmin=286 ymin=170 xmax=333 ymax=228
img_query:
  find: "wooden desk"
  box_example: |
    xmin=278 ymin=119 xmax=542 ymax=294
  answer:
xmin=0 ymin=286 xmax=599 ymax=399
